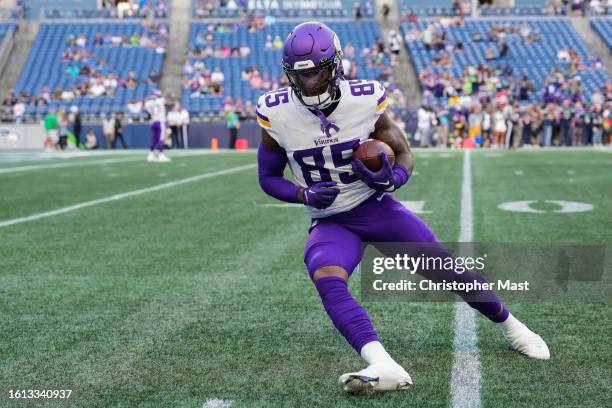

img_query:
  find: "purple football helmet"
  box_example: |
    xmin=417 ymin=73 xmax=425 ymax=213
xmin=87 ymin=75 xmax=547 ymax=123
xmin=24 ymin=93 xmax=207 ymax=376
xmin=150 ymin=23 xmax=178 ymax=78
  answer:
xmin=282 ymin=22 xmax=343 ymax=109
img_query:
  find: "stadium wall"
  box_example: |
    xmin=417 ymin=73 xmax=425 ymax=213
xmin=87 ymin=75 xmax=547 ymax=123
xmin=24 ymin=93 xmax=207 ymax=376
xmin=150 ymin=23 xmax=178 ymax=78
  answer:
xmin=0 ymin=121 xmax=263 ymax=149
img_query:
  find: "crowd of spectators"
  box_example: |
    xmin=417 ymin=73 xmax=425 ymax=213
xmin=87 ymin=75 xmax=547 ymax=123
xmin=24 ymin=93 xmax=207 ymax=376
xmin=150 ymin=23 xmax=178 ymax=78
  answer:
xmin=100 ymin=0 xmax=169 ymax=19
xmin=543 ymin=0 xmax=612 ymax=16
xmin=0 ymin=21 xmax=168 ymax=123
xmin=413 ymin=76 xmax=611 ymax=148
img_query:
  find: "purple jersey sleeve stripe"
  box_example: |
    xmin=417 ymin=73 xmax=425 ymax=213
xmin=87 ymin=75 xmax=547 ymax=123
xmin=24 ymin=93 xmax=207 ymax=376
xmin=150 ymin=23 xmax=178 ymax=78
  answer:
xmin=376 ymin=92 xmax=388 ymax=106
xmin=256 ymin=110 xmax=270 ymax=122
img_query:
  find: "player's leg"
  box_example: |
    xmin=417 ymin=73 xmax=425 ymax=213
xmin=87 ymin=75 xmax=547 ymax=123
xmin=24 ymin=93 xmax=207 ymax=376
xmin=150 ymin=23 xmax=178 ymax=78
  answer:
xmin=148 ymin=122 xmax=160 ymax=161
xmin=305 ymin=221 xmax=412 ymax=393
xmin=363 ymin=194 xmax=550 ymax=359
xmin=157 ymin=123 xmax=171 ymax=162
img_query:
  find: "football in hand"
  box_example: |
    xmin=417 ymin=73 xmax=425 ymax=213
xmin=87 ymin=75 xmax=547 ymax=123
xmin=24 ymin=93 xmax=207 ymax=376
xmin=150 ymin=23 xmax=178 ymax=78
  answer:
xmin=353 ymin=139 xmax=395 ymax=171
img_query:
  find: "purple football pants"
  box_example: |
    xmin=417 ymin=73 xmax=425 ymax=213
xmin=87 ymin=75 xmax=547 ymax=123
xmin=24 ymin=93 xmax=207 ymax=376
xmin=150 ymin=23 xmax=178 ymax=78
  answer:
xmin=307 ymin=193 xmax=508 ymax=353
xmin=150 ymin=121 xmax=164 ymax=152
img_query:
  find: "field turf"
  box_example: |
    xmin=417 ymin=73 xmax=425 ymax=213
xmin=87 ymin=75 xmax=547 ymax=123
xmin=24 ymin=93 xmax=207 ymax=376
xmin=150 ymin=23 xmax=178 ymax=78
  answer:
xmin=0 ymin=148 xmax=610 ymax=407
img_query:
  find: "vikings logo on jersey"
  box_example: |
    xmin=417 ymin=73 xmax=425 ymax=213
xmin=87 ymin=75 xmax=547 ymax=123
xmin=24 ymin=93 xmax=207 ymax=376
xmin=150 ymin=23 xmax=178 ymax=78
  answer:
xmin=256 ymin=79 xmax=389 ymax=218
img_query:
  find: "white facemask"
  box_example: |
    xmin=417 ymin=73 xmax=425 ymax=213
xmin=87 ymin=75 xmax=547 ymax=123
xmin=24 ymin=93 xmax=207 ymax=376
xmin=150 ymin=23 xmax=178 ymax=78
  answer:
xmin=301 ymin=91 xmax=333 ymax=108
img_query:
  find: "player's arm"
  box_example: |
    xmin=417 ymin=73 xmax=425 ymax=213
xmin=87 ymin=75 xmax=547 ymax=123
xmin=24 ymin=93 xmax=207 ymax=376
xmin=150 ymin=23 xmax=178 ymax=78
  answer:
xmin=351 ymin=111 xmax=412 ymax=192
xmin=371 ymin=111 xmax=414 ymax=175
xmin=258 ymin=130 xmax=339 ymax=208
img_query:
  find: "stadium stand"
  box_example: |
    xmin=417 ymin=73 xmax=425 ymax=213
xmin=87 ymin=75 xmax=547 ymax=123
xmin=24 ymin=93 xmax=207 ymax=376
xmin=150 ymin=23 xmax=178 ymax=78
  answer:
xmin=479 ymin=0 xmax=547 ymax=17
xmin=192 ymin=0 xmax=375 ymax=19
xmin=398 ymin=0 xmax=467 ymax=18
xmin=24 ymin=0 xmax=168 ymax=20
xmin=13 ymin=22 xmax=166 ymax=121
xmin=401 ymin=19 xmax=608 ymax=104
xmin=591 ymin=18 xmax=612 ymax=51
xmin=0 ymin=22 xmax=17 ymax=41
xmin=182 ymin=21 xmax=390 ymax=118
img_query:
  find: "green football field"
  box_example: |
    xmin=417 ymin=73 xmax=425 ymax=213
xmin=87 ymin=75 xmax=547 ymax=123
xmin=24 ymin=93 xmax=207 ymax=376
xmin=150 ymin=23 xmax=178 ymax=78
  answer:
xmin=1 ymin=148 xmax=611 ymax=407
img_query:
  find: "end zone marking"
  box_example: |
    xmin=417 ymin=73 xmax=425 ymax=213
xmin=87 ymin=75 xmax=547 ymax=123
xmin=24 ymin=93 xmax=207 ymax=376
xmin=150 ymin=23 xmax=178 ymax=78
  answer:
xmin=0 ymin=164 xmax=256 ymax=229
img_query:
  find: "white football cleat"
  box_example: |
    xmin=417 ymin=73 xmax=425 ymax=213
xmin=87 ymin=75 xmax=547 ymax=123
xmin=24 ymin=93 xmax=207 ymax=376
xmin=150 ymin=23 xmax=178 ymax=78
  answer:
xmin=339 ymin=361 xmax=412 ymax=395
xmin=157 ymin=153 xmax=172 ymax=162
xmin=503 ymin=322 xmax=550 ymax=360
xmin=147 ymin=152 xmax=157 ymax=162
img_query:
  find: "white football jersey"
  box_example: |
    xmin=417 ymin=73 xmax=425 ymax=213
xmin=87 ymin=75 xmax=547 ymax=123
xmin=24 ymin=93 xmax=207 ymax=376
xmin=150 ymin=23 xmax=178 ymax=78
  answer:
xmin=146 ymin=96 xmax=166 ymax=123
xmin=256 ymin=79 xmax=389 ymax=218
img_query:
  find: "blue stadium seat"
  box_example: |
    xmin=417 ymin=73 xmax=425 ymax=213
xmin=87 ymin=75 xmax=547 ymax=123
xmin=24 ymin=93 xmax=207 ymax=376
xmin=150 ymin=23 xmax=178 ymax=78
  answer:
xmin=14 ymin=23 xmax=164 ymax=116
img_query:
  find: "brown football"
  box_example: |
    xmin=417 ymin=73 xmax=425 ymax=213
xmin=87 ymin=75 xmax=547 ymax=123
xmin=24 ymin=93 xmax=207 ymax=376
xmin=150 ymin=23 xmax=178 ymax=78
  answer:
xmin=354 ymin=139 xmax=395 ymax=171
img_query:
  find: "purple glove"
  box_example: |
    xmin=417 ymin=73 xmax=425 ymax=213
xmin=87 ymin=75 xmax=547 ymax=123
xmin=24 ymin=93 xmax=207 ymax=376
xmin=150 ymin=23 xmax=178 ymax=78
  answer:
xmin=303 ymin=181 xmax=340 ymax=209
xmin=351 ymin=153 xmax=410 ymax=192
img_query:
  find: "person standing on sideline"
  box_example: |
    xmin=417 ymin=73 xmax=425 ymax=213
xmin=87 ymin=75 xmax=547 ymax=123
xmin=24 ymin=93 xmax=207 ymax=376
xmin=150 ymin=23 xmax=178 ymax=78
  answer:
xmin=167 ymin=103 xmax=183 ymax=148
xmin=179 ymin=104 xmax=190 ymax=148
xmin=102 ymin=113 xmax=115 ymax=149
xmin=145 ymin=90 xmax=171 ymax=162
xmin=416 ymin=105 xmax=432 ymax=147
xmin=44 ymin=110 xmax=58 ymax=151
xmin=113 ymin=112 xmax=128 ymax=149
xmin=226 ymin=106 xmax=240 ymax=149
xmin=71 ymin=106 xmax=82 ymax=148
xmin=57 ymin=110 xmax=69 ymax=150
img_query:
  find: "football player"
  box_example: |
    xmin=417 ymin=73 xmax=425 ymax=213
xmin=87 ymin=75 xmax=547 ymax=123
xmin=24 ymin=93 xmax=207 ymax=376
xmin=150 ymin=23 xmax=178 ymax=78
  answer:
xmin=256 ymin=22 xmax=549 ymax=394
xmin=146 ymin=90 xmax=171 ymax=162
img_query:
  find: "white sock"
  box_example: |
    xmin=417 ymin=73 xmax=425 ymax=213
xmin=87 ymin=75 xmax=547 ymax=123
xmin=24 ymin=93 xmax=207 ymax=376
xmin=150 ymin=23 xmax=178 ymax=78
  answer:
xmin=360 ymin=341 xmax=394 ymax=365
xmin=497 ymin=313 xmax=525 ymax=335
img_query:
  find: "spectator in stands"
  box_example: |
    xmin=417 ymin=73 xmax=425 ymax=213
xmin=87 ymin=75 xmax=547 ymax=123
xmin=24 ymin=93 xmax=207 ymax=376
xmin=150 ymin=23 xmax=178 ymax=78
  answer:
xmin=354 ymin=2 xmax=363 ymax=22
xmin=388 ymin=31 xmax=402 ymax=66
xmin=127 ymin=99 xmax=143 ymax=121
xmin=498 ymin=40 xmax=509 ymax=58
xmin=557 ymin=48 xmax=571 ymax=63
xmin=249 ymin=69 xmax=262 ymax=89
xmin=485 ymin=46 xmax=497 ymax=61
xmin=264 ymin=35 xmax=273 ymax=50
xmin=89 ymin=79 xmax=106 ymax=97
xmin=239 ymin=43 xmax=251 ymax=57
xmin=148 ymin=70 xmax=160 ymax=84
xmin=272 ymin=36 xmax=283 ymax=49
xmin=518 ymin=76 xmax=534 ymax=101
xmin=382 ymin=3 xmax=391 ymax=20
xmin=12 ymin=98 xmax=25 ymax=124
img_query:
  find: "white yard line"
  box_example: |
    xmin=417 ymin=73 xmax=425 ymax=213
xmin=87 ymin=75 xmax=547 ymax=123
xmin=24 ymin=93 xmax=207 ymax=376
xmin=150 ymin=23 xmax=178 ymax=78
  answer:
xmin=0 ymin=157 xmax=146 ymax=174
xmin=0 ymin=151 xmax=226 ymax=174
xmin=450 ymin=150 xmax=481 ymax=408
xmin=0 ymin=164 xmax=256 ymax=229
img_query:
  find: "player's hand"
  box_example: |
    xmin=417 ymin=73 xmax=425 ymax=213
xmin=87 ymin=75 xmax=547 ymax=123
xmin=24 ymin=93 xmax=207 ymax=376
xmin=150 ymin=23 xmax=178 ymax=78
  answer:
xmin=302 ymin=181 xmax=340 ymax=209
xmin=352 ymin=153 xmax=397 ymax=192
